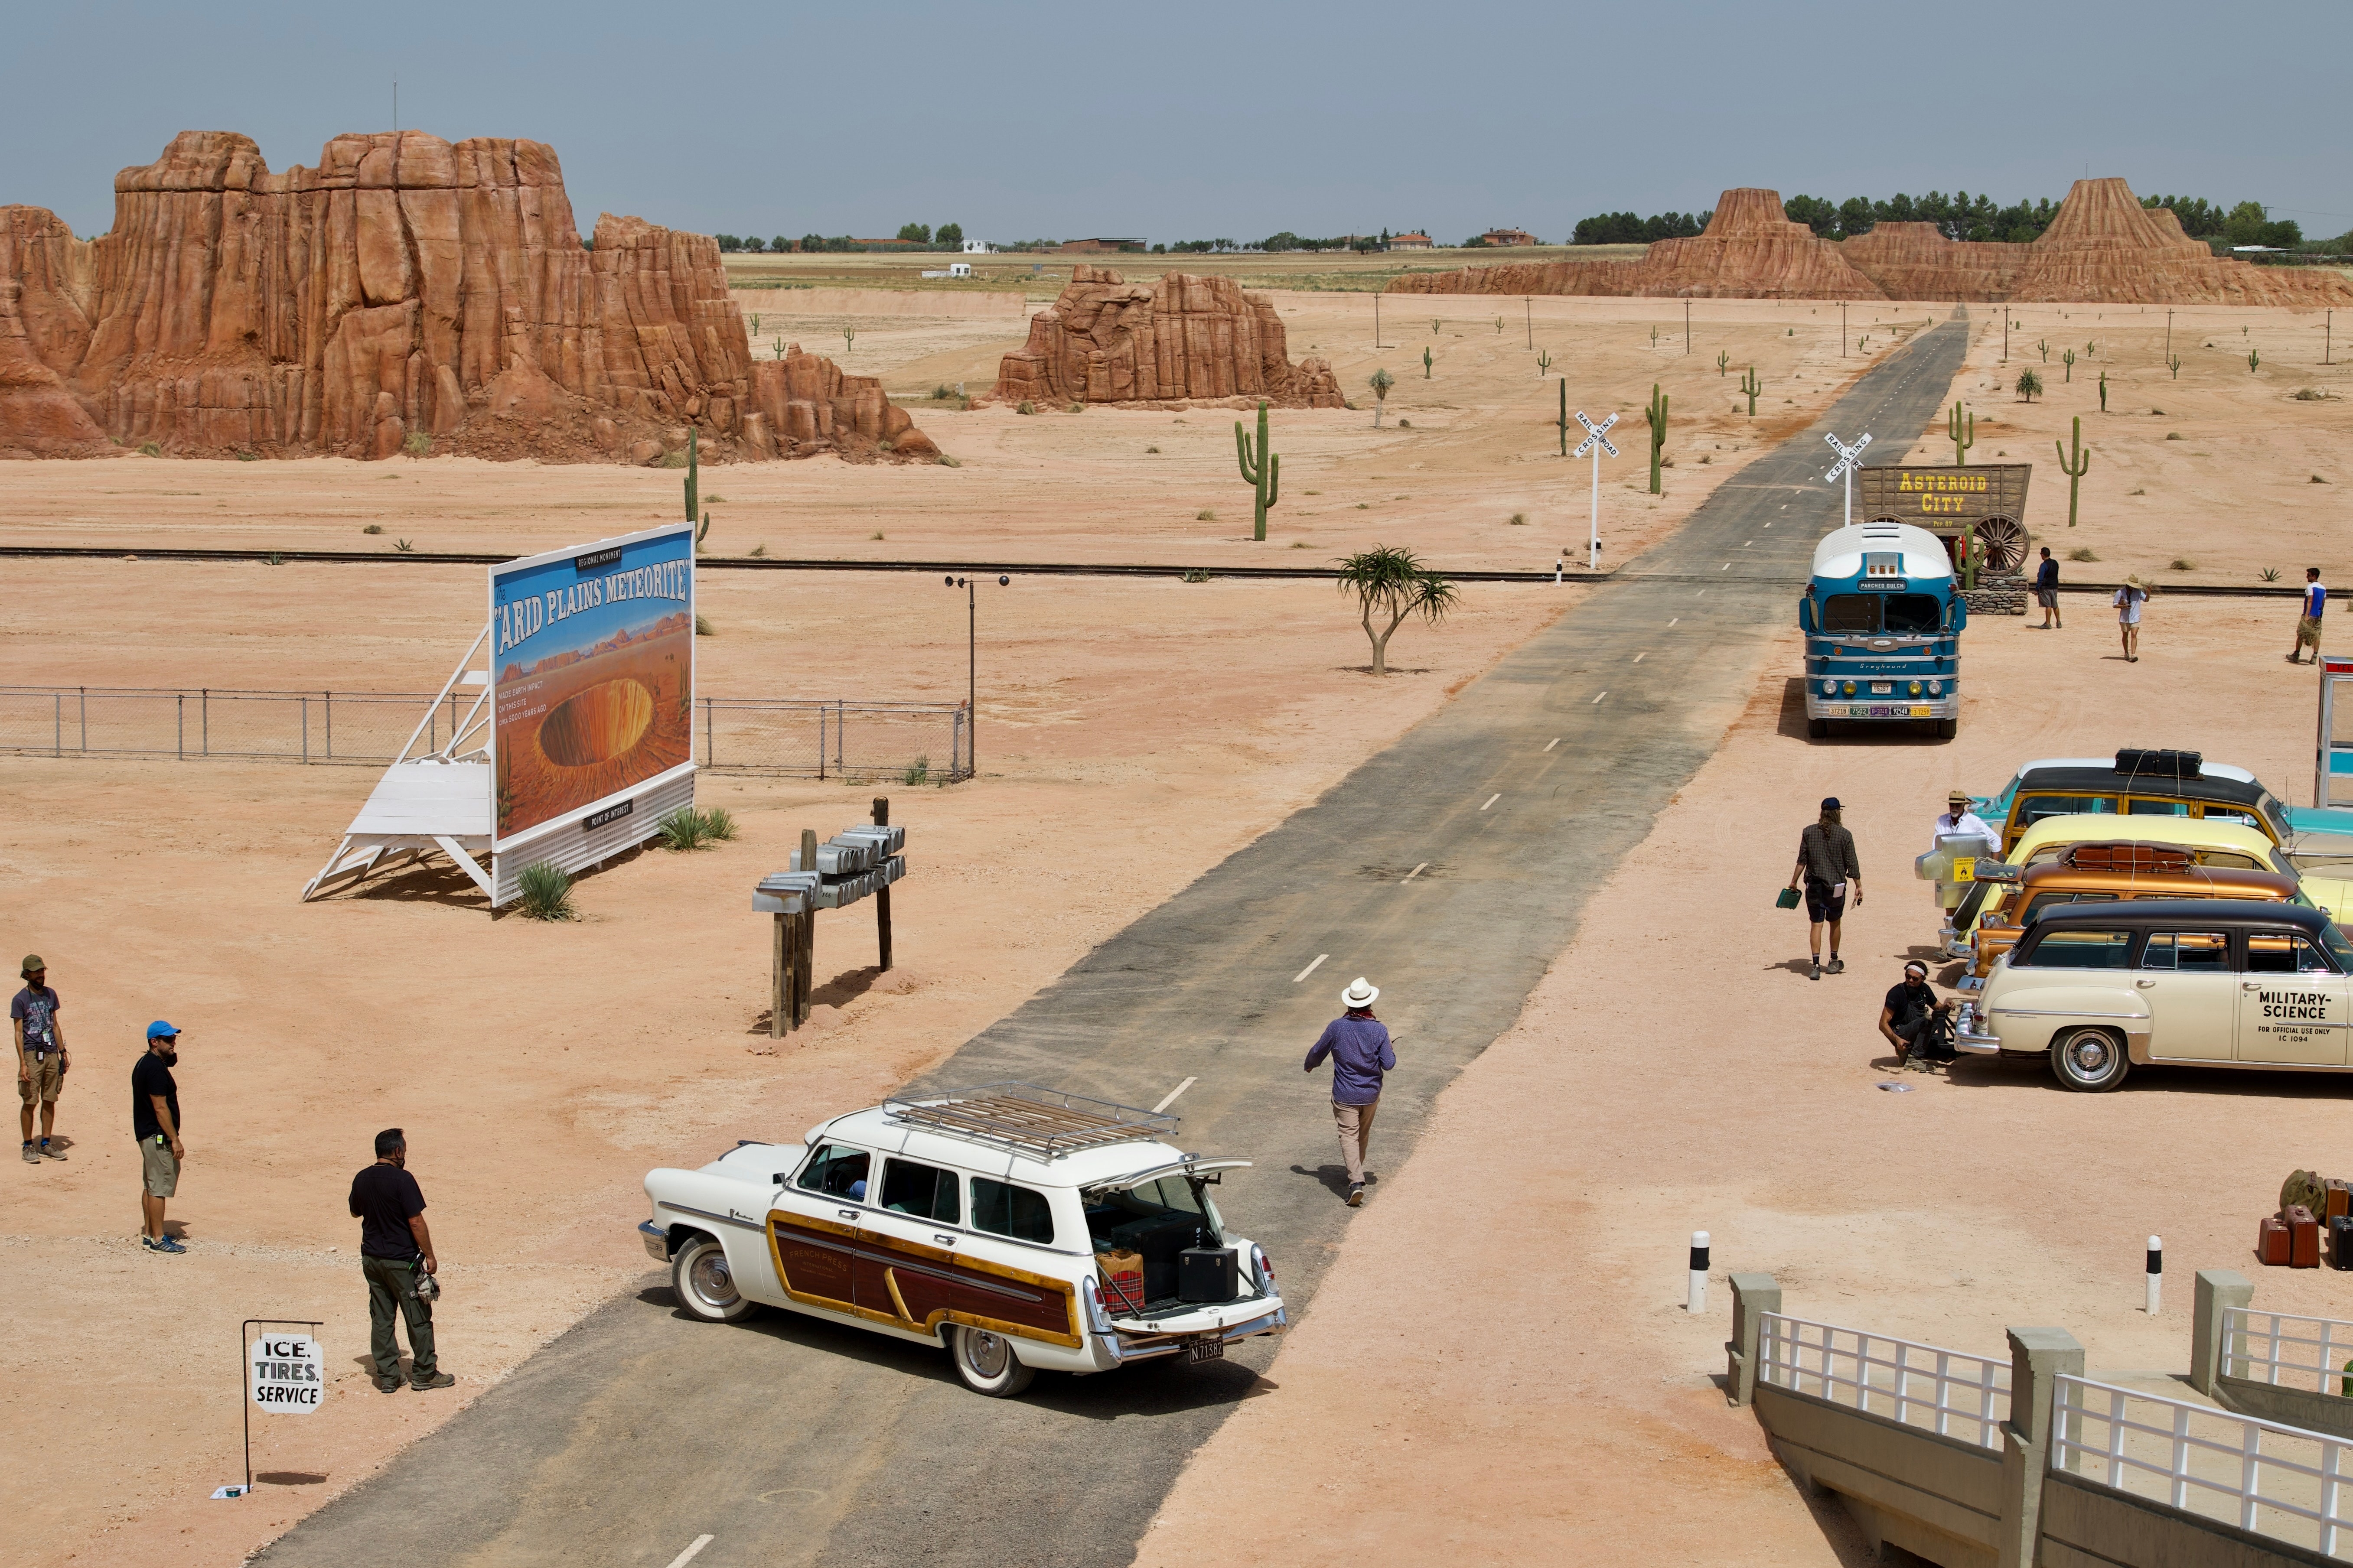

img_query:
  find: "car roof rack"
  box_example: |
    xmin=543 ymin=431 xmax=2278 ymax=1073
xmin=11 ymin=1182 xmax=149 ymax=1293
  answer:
xmin=881 ymin=1082 xmax=1178 ymax=1161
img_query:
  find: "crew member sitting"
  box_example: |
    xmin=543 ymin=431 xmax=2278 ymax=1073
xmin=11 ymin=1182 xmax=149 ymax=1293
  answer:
xmin=1880 ymin=960 xmax=1956 ymax=1071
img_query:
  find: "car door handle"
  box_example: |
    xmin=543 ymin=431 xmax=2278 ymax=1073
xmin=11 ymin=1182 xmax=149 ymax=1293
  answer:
xmin=2135 ymin=979 xmax=2157 ymax=988
xmin=838 ymin=1208 xmax=860 ymax=1221
xmin=2243 ymin=982 xmax=2262 ymax=991
xmin=934 ymin=1234 xmax=957 ymax=1248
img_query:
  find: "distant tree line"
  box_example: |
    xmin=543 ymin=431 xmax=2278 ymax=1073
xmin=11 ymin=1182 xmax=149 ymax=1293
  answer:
xmin=1571 ymin=211 xmax=1711 ymax=244
xmin=714 ymin=223 xmax=966 ymax=253
xmin=1779 ymin=192 xmax=2311 ymax=250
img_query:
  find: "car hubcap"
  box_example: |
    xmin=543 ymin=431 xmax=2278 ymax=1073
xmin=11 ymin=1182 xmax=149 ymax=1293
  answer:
xmin=2069 ymin=1035 xmax=2112 ymax=1076
xmin=963 ymin=1330 xmax=1009 ymax=1379
xmin=691 ymin=1251 xmax=736 ymax=1306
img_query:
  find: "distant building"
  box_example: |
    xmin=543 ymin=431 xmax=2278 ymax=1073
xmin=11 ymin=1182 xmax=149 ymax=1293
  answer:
xmin=1478 ymin=227 xmax=1538 ymax=248
xmin=1057 ymin=237 xmax=1147 ymax=254
xmin=920 ymin=262 xmax=975 ymax=279
xmin=1390 ymin=233 xmax=1434 ymax=250
xmin=962 ymin=239 xmax=992 ymax=254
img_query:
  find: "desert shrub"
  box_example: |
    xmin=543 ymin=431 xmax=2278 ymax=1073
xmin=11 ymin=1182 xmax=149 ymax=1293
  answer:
xmin=393 ymin=538 xmax=415 ymax=552
xmin=2295 ymin=387 xmax=2332 ymax=401
xmin=878 ymin=436 xmax=896 ymax=451
xmin=1145 ymin=445 xmax=1160 ymax=453
xmin=749 ymin=544 xmax=768 ymax=558
xmin=265 ymin=552 xmax=284 ymax=566
xmin=933 ymin=385 xmax=955 ymax=399
xmin=362 ymin=524 xmax=383 ymax=535
xmin=2313 ymin=475 xmax=2330 ymax=484
xmin=2169 ymin=557 xmax=2197 ymax=571
xmin=870 ymin=530 xmax=885 ymax=540
xmin=902 ymin=755 xmax=930 ymax=786
xmin=656 ymin=807 xmax=710 ymax=851
xmin=1397 ymin=419 xmax=1411 ymax=428
xmin=138 ymin=441 xmax=160 ymax=456
xmin=1017 ymin=400 xmax=1036 ymax=415
xmin=1291 ymin=540 xmax=1308 ymax=549
xmin=2069 ymin=547 xmax=2099 ymax=562
xmin=404 ymin=431 xmax=430 ymax=456
xmin=1196 ymin=508 xmax=1216 ymax=521
xmin=1066 ymin=402 xmax=1085 ymax=413
xmin=703 ymin=807 xmax=737 ymax=841
xmin=694 ymin=614 xmax=714 ymax=636
xmin=1508 ymin=512 xmax=1528 ymax=526
xmin=1181 ymin=569 xmax=1212 ymax=583
xmin=658 ymin=449 xmax=689 ymax=468
xmin=515 ymin=861 xmax=576 ymax=921
xmin=936 ymin=455 xmax=961 ymax=467
xmin=2165 ymin=432 xmax=2183 ymax=441
xmin=2261 ymin=567 xmax=2282 ymax=582
xmin=236 ymin=450 xmax=259 ymax=462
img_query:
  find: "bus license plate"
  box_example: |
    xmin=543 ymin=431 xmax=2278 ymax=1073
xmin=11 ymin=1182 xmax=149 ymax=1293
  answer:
xmin=1870 ymin=682 xmax=1893 ymax=695
xmin=1909 ymin=705 xmax=1932 ymax=717
xmin=1187 ymin=1336 xmax=1226 ymax=1363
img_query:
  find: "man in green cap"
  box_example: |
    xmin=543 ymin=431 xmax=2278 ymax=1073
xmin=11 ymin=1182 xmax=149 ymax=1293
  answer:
xmin=14 ymin=955 xmax=68 ymax=1163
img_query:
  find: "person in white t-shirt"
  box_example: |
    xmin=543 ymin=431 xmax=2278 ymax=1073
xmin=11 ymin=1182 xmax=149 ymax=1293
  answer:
xmin=2113 ymin=582 xmax=2147 ymax=663
xmin=1931 ymin=790 xmax=1999 ymax=856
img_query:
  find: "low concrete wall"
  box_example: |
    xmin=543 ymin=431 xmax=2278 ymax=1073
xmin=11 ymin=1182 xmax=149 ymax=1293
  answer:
xmin=2216 ymin=1374 xmax=2353 ymax=1442
xmin=1758 ymin=1382 xmax=2004 ymax=1568
xmin=2037 ymin=1469 xmax=2336 ymax=1568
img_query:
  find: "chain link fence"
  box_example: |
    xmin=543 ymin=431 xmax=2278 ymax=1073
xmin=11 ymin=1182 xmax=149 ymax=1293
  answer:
xmin=0 ymin=687 xmax=969 ymax=783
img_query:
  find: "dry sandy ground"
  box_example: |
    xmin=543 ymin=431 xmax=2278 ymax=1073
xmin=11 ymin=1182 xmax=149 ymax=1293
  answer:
xmin=1136 ymin=595 xmax=2349 ymax=1567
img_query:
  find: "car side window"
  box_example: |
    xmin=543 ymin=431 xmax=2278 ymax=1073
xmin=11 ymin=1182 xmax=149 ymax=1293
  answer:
xmin=2249 ymin=934 xmax=2337 ymax=975
xmin=2017 ymin=795 xmax=2116 ymax=830
xmin=797 ymin=1143 xmax=871 ymax=1202
xmin=2140 ymin=932 xmax=2229 ymax=973
xmin=2016 ymin=929 xmax=2133 ymax=969
xmin=971 ymin=1177 xmax=1056 ymax=1245
xmin=879 ymin=1158 xmax=961 ymax=1224
xmin=2126 ymin=798 xmax=2190 ymax=816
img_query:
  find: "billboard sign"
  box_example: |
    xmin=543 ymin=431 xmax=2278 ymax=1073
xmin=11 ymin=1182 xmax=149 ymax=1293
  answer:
xmin=490 ymin=526 xmax=695 ymax=844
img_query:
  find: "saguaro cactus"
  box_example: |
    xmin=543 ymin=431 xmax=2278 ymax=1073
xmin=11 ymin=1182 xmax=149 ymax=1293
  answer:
xmin=1717 ymin=350 xmax=1731 ymax=377
xmin=1947 ymin=401 xmax=1974 ymax=465
xmin=1423 ymin=346 xmax=1433 ymax=379
xmin=684 ymin=424 xmax=699 ymax=525
xmin=2038 ymin=338 xmax=2050 ymax=362
xmin=1739 ymin=366 xmax=1762 ymax=416
xmin=1644 ymin=383 xmax=1668 ymax=494
xmin=1536 ymin=349 xmax=1552 ymax=374
xmin=1235 ymin=400 xmax=1280 ymax=540
xmin=2055 ymin=415 xmax=2090 ymax=527
xmin=2098 ymin=370 xmax=2108 ymax=412
xmin=843 ymin=324 xmax=855 ymax=355
xmin=2062 ymin=348 xmax=2076 ymax=382
xmin=2249 ymin=347 xmax=2262 ymax=372
xmin=2168 ymin=355 xmax=2182 ymax=380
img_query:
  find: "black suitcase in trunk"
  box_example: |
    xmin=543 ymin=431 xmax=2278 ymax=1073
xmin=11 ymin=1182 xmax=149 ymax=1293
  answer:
xmin=1179 ymin=1246 xmax=1239 ymax=1303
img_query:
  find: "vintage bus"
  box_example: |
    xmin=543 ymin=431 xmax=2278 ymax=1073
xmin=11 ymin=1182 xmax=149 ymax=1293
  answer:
xmin=1800 ymin=521 xmax=1965 ymax=740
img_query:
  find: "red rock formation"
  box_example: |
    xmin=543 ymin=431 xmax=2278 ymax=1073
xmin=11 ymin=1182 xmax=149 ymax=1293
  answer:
xmin=995 ymin=265 xmax=1345 ymax=407
xmin=1392 ymin=179 xmax=2353 ymax=307
xmin=0 ymin=130 xmax=932 ymax=462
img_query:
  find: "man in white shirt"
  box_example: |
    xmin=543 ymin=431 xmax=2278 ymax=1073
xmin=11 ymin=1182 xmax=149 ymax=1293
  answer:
xmin=1931 ymin=790 xmax=1999 ymax=856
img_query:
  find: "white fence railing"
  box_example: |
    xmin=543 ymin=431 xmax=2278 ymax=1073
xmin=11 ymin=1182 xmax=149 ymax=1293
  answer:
xmin=2225 ymin=1307 xmax=2353 ymax=1396
xmin=1758 ymin=1311 xmax=2011 ymax=1450
xmin=2053 ymin=1373 xmax=2353 ymax=1557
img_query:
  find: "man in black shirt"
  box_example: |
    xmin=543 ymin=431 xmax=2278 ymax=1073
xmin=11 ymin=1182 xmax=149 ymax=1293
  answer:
xmin=1878 ymin=961 xmax=1955 ymax=1070
xmin=349 ymin=1128 xmax=451 ymax=1392
xmin=2034 ymin=547 xmax=2062 ymax=630
xmin=131 ymin=1021 xmax=185 ymax=1254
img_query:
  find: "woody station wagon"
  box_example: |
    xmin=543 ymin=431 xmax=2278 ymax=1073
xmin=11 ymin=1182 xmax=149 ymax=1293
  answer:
xmin=639 ymin=1084 xmax=1284 ymax=1397
xmin=1955 ymin=901 xmax=2353 ymax=1091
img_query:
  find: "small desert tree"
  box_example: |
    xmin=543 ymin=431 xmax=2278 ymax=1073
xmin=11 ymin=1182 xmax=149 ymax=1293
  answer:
xmin=1369 ymin=367 xmax=1395 ymax=426
xmin=1337 ymin=545 xmax=1460 ymax=676
xmin=2015 ymin=368 xmax=2043 ymax=403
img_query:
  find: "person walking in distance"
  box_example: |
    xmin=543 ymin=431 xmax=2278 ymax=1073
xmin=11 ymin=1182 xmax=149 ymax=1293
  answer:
xmin=131 ymin=1021 xmax=185 ymax=1253
xmin=2289 ymin=568 xmax=2327 ymax=664
xmin=350 ymin=1129 xmax=451 ymax=1392
xmin=14 ymin=955 xmax=68 ymax=1164
xmin=2034 ymin=547 xmax=2062 ymax=630
xmin=1788 ymin=797 xmax=1862 ymax=982
xmin=1304 ymin=977 xmax=1394 ymax=1208
xmin=2114 ymin=581 xmax=2147 ymax=663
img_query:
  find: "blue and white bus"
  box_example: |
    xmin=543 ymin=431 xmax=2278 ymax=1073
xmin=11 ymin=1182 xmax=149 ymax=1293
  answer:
xmin=1800 ymin=521 xmax=1965 ymax=740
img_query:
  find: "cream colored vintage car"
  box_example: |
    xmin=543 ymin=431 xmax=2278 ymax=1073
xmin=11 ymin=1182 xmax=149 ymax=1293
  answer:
xmin=639 ymin=1083 xmax=1284 ymax=1397
xmin=1955 ymin=900 xmax=2353 ymax=1091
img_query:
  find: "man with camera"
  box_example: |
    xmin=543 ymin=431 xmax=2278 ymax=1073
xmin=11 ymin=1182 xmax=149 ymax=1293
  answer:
xmin=349 ymin=1128 xmax=452 ymax=1392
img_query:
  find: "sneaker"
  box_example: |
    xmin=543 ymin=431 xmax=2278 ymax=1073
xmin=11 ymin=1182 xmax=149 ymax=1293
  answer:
xmin=410 ymin=1371 xmax=455 ymax=1391
xmin=1825 ymin=958 xmax=1846 ymax=975
xmin=38 ymin=1142 xmax=63 ymax=1160
xmin=375 ymin=1374 xmax=404 ymax=1393
xmin=144 ymin=1235 xmax=186 ymax=1254
xmin=1346 ymin=1184 xmax=1364 ymax=1207
xmin=20 ymin=1143 xmax=36 ymax=1164
xmin=1809 ymin=960 xmax=1822 ymax=981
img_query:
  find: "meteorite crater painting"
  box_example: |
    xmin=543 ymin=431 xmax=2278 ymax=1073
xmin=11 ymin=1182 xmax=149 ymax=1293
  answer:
xmin=491 ymin=528 xmax=694 ymax=841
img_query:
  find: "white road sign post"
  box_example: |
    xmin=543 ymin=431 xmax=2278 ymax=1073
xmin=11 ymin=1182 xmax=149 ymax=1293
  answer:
xmin=1573 ymin=410 xmax=1620 ymax=571
xmin=1823 ymin=430 xmax=1873 ymax=529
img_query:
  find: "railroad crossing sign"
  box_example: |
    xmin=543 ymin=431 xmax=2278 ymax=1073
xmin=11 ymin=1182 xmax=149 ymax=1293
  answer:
xmin=1574 ymin=411 xmax=1619 ymax=570
xmin=1824 ymin=430 xmax=1872 ymax=529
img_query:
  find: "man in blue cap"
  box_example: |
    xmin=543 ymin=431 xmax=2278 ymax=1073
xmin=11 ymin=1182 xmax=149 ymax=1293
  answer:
xmin=132 ymin=1020 xmax=186 ymax=1254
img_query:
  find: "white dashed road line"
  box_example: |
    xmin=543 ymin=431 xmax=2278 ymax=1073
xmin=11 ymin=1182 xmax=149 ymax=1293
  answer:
xmin=1633 ymin=652 xmax=1646 ymax=663
xmin=665 ymin=1539 xmax=715 ymax=1568
xmin=1543 ymin=738 xmax=1560 ymax=752
xmin=1592 ymin=691 xmax=1607 ymax=703
xmin=1668 ymin=618 xmax=1679 ymax=627
xmin=1153 ymin=1077 xmax=1197 ymax=1113
xmin=1292 ymin=953 xmax=1329 ymax=983
xmin=1400 ymin=863 xmax=1427 ymax=884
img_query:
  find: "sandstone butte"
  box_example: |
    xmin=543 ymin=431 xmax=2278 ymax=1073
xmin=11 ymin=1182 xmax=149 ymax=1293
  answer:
xmin=1387 ymin=179 xmax=2353 ymax=307
xmin=0 ymin=130 xmax=936 ymax=462
xmin=994 ymin=264 xmax=1346 ymax=408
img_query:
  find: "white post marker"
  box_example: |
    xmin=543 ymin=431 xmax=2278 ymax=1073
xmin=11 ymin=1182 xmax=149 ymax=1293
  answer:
xmin=1823 ymin=430 xmax=1872 ymax=530
xmin=1688 ymin=1230 xmax=1709 ymax=1314
xmin=2146 ymin=1235 xmax=2162 ymax=1315
xmin=250 ymin=1333 xmax=325 ymax=1415
xmin=1573 ymin=411 xmax=1620 ymax=571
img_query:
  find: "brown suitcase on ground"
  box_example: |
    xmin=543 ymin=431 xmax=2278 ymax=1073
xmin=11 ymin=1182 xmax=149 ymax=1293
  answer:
xmin=2289 ymin=1204 xmax=2323 ymax=1269
xmin=2260 ymin=1215 xmax=2293 ymax=1266
xmin=2327 ymin=1179 xmax=2352 ymax=1223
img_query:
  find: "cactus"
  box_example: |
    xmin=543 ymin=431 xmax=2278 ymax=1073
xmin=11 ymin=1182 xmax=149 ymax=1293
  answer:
xmin=1739 ymin=366 xmax=1761 ymax=415
xmin=843 ymin=325 xmax=855 ymax=355
xmin=1958 ymin=527 xmax=1979 ymax=592
xmin=697 ymin=510 xmax=710 ymax=550
xmin=1947 ymin=400 xmax=1974 ymax=465
xmin=2055 ymin=414 xmax=2090 ymax=527
xmin=2249 ymin=347 xmax=2262 ymax=372
xmin=684 ymin=424 xmax=698 ymax=526
xmin=1431 ymin=318 xmax=1439 ymax=335
xmin=773 ymin=337 xmax=785 ymax=360
xmin=1557 ymin=379 xmax=1569 ymax=456
xmin=1536 ymin=348 xmax=1552 ymax=374
xmin=2086 ymin=340 xmax=2096 ymax=356
xmin=2169 ymin=355 xmax=2182 ymax=379
xmin=1649 ymin=325 xmax=1659 ymax=348
xmin=1643 ymin=382 xmax=1668 ymax=494
xmin=1717 ymin=349 xmax=1730 ymax=376
xmin=1495 ymin=316 xmax=1503 ymax=333
xmin=1422 ymin=346 xmax=1433 ymax=379
xmin=2098 ymin=370 xmax=2107 ymax=412
xmin=1234 ymin=399 xmax=1280 ymax=541
xmin=2038 ymin=338 xmax=2049 ymax=362
xmin=750 ymin=313 xmax=760 ymax=334
xmin=2062 ymin=348 xmax=2076 ymax=382
xmin=1368 ymin=367 xmax=1394 ymax=427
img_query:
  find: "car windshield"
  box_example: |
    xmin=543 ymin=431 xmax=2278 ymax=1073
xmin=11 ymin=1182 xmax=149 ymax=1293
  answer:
xmin=2326 ymin=924 xmax=2353 ymax=970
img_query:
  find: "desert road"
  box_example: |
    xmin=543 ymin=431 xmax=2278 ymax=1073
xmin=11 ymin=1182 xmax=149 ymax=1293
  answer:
xmin=257 ymin=312 xmax=1971 ymax=1568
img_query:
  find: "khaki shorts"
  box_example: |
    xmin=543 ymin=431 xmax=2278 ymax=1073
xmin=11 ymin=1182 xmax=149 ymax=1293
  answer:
xmin=2300 ymin=615 xmax=2324 ymax=649
xmin=18 ymin=1053 xmax=62 ymax=1104
xmin=140 ymin=1135 xmax=179 ymax=1198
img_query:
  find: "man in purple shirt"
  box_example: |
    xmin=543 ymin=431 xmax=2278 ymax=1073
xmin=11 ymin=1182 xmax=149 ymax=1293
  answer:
xmin=1304 ymin=976 xmax=1395 ymax=1207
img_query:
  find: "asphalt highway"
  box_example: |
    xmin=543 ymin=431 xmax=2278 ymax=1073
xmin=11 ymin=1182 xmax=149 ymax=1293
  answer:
xmin=257 ymin=315 xmax=1970 ymax=1568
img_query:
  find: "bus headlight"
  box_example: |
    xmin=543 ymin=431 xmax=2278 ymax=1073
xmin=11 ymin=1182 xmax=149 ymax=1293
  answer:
xmin=1908 ymin=680 xmax=1923 ymax=697
xmin=1841 ymin=681 xmax=1856 ymax=696
xmin=1821 ymin=679 xmax=1837 ymax=696
xmin=1927 ymin=679 xmax=1944 ymax=696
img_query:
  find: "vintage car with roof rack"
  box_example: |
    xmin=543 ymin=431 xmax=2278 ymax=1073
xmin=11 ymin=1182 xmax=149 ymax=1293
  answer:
xmin=1957 ymin=843 xmax=2301 ymax=989
xmin=1954 ymin=901 xmax=2353 ymax=1091
xmin=638 ymin=1083 xmax=1284 ymax=1397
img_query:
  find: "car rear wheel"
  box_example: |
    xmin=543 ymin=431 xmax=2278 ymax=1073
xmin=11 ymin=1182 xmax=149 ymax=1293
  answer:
xmin=948 ymin=1323 xmax=1037 ymax=1397
xmin=2050 ymin=1027 xmax=2130 ymax=1092
xmin=671 ymin=1234 xmax=756 ymax=1322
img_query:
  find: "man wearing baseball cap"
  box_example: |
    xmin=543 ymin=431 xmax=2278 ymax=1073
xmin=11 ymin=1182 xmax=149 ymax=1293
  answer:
xmin=1304 ymin=977 xmax=1395 ymax=1207
xmin=132 ymin=1020 xmax=186 ymax=1254
xmin=1787 ymin=798 xmax=1862 ymax=981
xmin=14 ymin=955 xmax=68 ymax=1164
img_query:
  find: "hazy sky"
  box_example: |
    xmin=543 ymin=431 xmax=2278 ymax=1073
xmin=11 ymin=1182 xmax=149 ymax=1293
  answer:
xmin=7 ymin=1 xmax=2346 ymax=246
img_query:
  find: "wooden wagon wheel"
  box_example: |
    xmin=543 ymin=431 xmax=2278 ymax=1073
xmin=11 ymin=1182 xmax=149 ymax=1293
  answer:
xmin=1973 ymin=516 xmax=2028 ymax=573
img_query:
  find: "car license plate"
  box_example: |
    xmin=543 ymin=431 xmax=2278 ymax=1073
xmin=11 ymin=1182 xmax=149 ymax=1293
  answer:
xmin=1870 ymin=682 xmax=1892 ymax=696
xmin=1186 ymin=1335 xmax=1226 ymax=1363
xmin=1909 ymin=705 xmax=1932 ymax=718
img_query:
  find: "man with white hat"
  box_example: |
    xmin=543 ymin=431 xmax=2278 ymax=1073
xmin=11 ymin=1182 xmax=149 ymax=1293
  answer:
xmin=1304 ymin=977 xmax=1395 ymax=1207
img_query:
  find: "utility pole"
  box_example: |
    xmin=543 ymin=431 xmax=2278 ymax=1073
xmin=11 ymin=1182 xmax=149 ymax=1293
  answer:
xmin=1374 ymin=290 xmax=1382 ymax=350
xmin=1525 ymin=296 xmax=1532 ymax=350
xmin=1685 ymin=299 xmax=1691 ymax=354
xmin=2165 ymin=308 xmax=2173 ymax=362
xmin=1841 ymin=301 xmax=1848 ymax=357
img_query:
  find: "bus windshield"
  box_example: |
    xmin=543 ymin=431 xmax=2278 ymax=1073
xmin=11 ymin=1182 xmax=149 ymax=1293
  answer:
xmin=1819 ymin=594 xmax=1944 ymax=635
xmin=1883 ymin=595 xmax=1944 ymax=634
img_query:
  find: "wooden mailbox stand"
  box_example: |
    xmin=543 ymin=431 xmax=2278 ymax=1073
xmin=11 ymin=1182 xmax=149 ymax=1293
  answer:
xmin=770 ymin=796 xmax=894 ymax=1039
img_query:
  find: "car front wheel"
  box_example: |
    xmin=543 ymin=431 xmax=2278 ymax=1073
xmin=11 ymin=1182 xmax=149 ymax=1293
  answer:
xmin=948 ymin=1323 xmax=1037 ymax=1397
xmin=2050 ymin=1026 xmax=2130 ymax=1092
xmin=671 ymin=1234 xmax=756 ymax=1322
